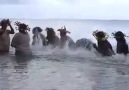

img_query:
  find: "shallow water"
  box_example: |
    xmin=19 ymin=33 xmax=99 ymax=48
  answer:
xmin=1 ymin=19 xmax=129 ymax=90
xmin=1 ymin=47 xmax=129 ymax=90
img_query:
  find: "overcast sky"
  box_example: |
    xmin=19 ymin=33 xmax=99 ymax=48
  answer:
xmin=0 ymin=0 xmax=129 ymax=19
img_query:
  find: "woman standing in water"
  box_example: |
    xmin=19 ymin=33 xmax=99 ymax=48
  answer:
xmin=45 ymin=27 xmax=60 ymax=48
xmin=57 ymin=26 xmax=75 ymax=49
xmin=32 ymin=27 xmax=46 ymax=46
xmin=11 ymin=21 xmax=32 ymax=56
xmin=112 ymin=31 xmax=129 ymax=55
xmin=93 ymin=30 xmax=115 ymax=56
xmin=0 ymin=19 xmax=15 ymax=54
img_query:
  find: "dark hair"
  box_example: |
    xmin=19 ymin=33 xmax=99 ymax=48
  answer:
xmin=32 ymin=27 xmax=42 ymax=34
xmin=0 ymin=19 xmax=8 ymax=26
xmin=15 ymin=21 xmax=30 ymax=34
xmin=114 ymin=31 xmax=125 ymax=38
xmin=96 ymin=31 xmax=105 ymax=38
xmin=19 ymin=24 xmax=28 ymax=30
xmin=46 ymin=28 xmax=55 ymax=35
xmin=46 ymin=27 xmax=55 ymax=41
xmin=46 ymin=27 xmax=54 ymax=31
xmin=15 ymin=21 xmax=30 ymax=31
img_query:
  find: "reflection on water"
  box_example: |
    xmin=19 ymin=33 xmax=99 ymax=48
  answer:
xmin=0 ymin=50 xmax=129 ymax=90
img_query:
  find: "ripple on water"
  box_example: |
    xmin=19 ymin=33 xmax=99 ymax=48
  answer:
xmin=1 ymin=49 xmax=129 ymax=90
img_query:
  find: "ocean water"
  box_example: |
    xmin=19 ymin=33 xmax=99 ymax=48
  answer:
xmin=1 ymin=19 xmax=129 ymax=90
xmin=9 ymin=19 xmax=129 ymax=45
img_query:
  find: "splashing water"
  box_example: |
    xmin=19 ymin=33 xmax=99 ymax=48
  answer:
xmin=1 ymin=19 xmax=129 ymax=90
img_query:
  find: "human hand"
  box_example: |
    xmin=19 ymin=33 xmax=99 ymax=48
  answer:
xmin=6 ymin=19 xmax=11 ymax=25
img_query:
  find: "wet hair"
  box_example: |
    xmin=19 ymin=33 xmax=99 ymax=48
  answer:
xmin=113 ymin=31 xmax=126 ymax=42
xmin=0 ymin=19 xmax=8 ymax=26
xmin=96 ymin=31 xmax=105 ymax=39
xmin=32 ymin=27 xmax=42 ymax=34
xmin=15 ymin=21 xmax=30 ymax=33
xmin=46 ymin=27 xmax=56 ymax=42
xmin=19 ymin=24 xmax=28 ymax=30
xmin=46 ymin=27 xmax=55 ymax=36
xmin=113 ymin=31 xmax=125 ymax=38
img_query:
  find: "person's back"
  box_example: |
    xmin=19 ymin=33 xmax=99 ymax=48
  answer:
xmin=11 ymin=32 xmax=31 ymax=55
xmin=32 ymin=27 xmax=46 ymax=46
xmin=60 ymin=35 xmax=75 ymax=49
xmin=93 ymin=30 xmax=115 ymax=56
xmin=76 ymin=38 xmax=93 ymax=50
xmin=0 ymin=29 xmax=10 ymax=52
xmin=11 ymin=22 xmax=32 ymax=56
xmin=114 ymin=31 xmax=126 ymax=43
xmin=45 ymin=27 xmax=60 ymax=48
xmin=113 ymin=31 xmax=129 ymax=55
xmin=57 ymin=26 xmax=75 ymax=49
xmin=32 ymin=33 xmax=46 ymax=45
xmin=0 ymin=19 xmax=15 ymax=53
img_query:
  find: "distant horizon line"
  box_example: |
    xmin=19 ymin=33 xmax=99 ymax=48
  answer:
xmin=0 ymin=18 xmax=129 ymax=21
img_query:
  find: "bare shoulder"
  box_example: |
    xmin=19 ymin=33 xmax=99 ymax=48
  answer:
xmin=13 ymin=33 xmax=20 ymax=37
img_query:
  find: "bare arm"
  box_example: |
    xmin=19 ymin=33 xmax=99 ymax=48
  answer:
xmin=7 ymin=23 xmax=15 ymax=34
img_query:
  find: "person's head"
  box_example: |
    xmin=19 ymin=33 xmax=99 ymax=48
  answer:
xmin=114 ymin=31 xmax=125 ymax=38
xmin=0 ymin=19 xmax=9 ymax=29
xmin=32 ymin=27 xmax=42 ymax=35
xmin=96 ymin=31 xmax=105 ymax=39
xmin=57 ymin=26 xmax=70 ymax=37
xmin=15 ymin=21 xmax=30 ymax=34
xmin=112 ymin=31 xmax=125 ymax=41
xmin=93 ymin=30 xmax=107 ymax=42
xmin=45 ymin=27 xmax=55 ymax=40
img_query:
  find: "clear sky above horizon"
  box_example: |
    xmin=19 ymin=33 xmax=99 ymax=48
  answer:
xmin=0 ymin=0 xmax=129 ymax=20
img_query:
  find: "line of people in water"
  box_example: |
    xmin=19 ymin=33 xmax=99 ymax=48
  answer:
xmin=0 ymin=19 xmax=128 ymax=57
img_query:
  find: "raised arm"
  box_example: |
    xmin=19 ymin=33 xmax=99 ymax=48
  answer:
xmin=7 ymin=19 xmax=15 ymax=34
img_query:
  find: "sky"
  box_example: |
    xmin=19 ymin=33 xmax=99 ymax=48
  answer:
xmin=0 ymin=0 xmax=129 ymax=19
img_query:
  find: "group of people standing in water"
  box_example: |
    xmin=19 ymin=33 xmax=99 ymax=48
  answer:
xmin=0 ymin=19 xmax=128 ymax=58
